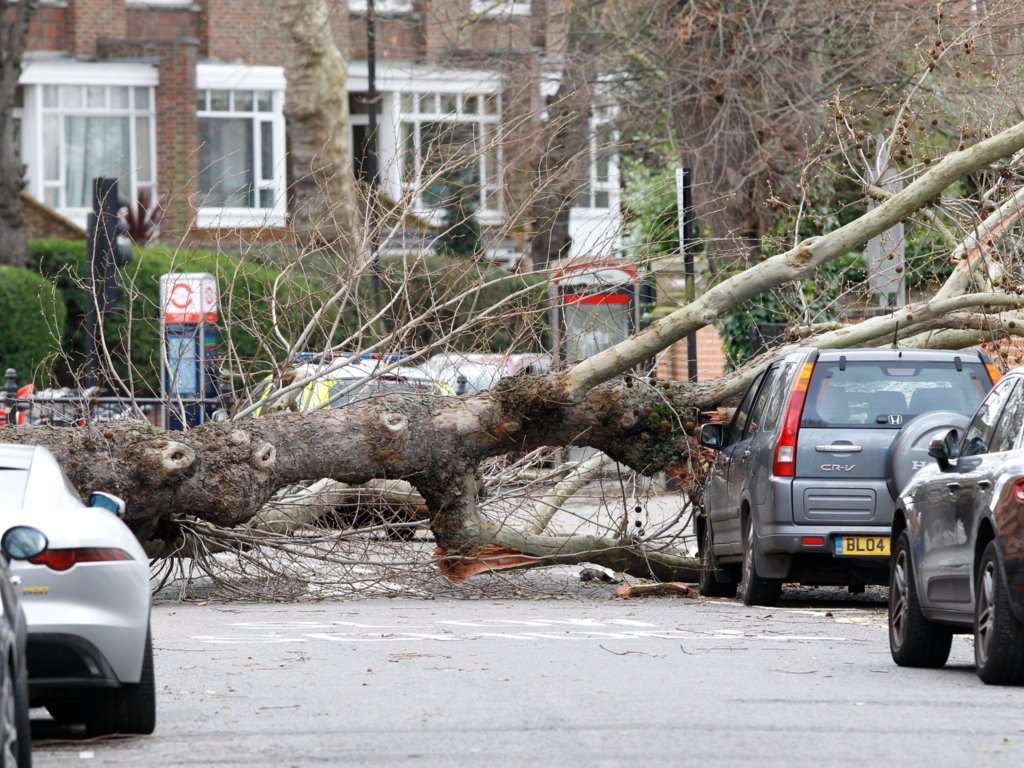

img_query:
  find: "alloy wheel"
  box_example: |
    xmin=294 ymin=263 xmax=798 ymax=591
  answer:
xmin=891 ymin=549 xmax=910 ymax=649
xmin=976 ymin=559 xmax=997 ymax=667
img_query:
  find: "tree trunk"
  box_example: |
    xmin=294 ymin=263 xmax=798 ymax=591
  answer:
xmin=0 ymin=0 xmax=36 ymax=269
xmin=281 ymin=0 xmax=360 ymax=259
xmin=530 ymin=0 xmax=604 ymax=267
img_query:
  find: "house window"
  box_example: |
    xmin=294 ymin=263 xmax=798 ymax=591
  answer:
xmin=38 ymin=84 xmax=156 ymax=213
xmin=398 ymin=91 xmax=502 ymax=219
xmin=574 ymin=107 xmax=618 ymax=210
xmin=470 ymin=0 xmax=531 ymax=16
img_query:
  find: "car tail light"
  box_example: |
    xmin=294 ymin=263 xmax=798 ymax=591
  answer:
xmin=1014 ymin=479 xmax=1024 ymax=502
xmin=773 ymin=361 xmax=815 ymax=478
xmin=29 ymin=548 xmax=132 ymax=572
xmin=985 ymin=364 xmax=1002 ymax=384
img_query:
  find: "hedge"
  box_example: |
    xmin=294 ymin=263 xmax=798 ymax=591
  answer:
xmin=0 ymin=265 xmax=66 ymax=387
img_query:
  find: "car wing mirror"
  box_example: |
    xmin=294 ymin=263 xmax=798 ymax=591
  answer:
xmin=699 ymin=423 xmax=725 ymax=449
xmin=927 ymin=428 xmax=960 ymax=471
xmin=89 ymin=491 xmax=126 ymax=519
xmin=1 ymin=526 xmax=48 ymax=561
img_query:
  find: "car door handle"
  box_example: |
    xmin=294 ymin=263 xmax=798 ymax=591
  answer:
xmin=977 ymin=480 xmax=991 ymax=490
xmin=741 ymin=450 xmax=751 ymax=459
xmin=815 ymin=444 xmax=863 ymax=452
xmin=946 ymin=482 xmax=962 ymax=493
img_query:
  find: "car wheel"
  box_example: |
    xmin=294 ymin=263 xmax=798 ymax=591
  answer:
xmin=698 ymin=518 xmax=737 ymax=598
xmin=738 ymin=516 xmax=781 ymax=607
xmin=888 ymin=530 xmax=952 ymax=668
xmin=84 ymin=625 xmax=156 ymax=736
xmin=974 ymin=541 xmax=1024 ymax=685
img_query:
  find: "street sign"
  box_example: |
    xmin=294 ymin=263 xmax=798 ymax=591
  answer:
xmin=160 ymin=273 xmax=218 ymax=324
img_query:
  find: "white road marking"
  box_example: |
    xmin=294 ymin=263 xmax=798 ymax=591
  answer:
xmin=192 ymin=616 xmax=849 ymax=645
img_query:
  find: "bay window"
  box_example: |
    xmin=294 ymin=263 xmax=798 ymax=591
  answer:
xmin=17 ymin=61 xmax=158 ymax=227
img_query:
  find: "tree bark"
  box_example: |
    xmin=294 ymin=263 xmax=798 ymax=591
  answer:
xmin=0 ymin=0 xmax=36 ymax=269
xmin=281 ymin=0 xmax=360 ymax=258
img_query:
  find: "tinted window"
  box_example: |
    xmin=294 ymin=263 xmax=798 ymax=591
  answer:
xmin=760 ymin=362 xmax=795 ymax=433
xmin=744 ymin=365 xmax=781 ymax=438
xmin=726 ymin=372 xmax=763 ymax=446
xmin=801 ymin=360 xmax=990 ymax=429
xmin=990 ymin=380 xmax=1024 ymax=453
xmin=962 ymin=377 xmax=1018 ymax=456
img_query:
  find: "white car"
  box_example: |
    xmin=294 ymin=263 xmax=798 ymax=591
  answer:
xmin=0 ymin=445 xmax=154 ymax=736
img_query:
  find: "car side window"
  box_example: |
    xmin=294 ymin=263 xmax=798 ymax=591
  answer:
xmin=988 ymin=380 xmax=1024 ymax=453
xmin=961 ymin=377 xmax=1018 ymax=457
xmin=726 ymin=372 xmax=764 ymax=447
xmin=743 ymin=365 xmax=781 ymax=438
xmin=760 ymin=362 xmax=794 ymax=433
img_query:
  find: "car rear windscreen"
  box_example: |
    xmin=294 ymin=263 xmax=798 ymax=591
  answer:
xmin=801 ymin=360 xmax=991 ymax=428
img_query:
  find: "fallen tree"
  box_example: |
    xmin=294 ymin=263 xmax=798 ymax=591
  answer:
xmin=8 ymin=120 xmax=1024 ymax=584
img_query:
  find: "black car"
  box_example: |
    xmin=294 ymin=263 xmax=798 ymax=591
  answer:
xmin=889 ymin=364 xmax=1024 ymax=685
xmin=698 ymin=347 xmax=996 ymax=605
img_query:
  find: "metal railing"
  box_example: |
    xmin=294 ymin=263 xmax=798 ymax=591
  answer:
xmin=0 ymin=369 xmax=231 ymax=429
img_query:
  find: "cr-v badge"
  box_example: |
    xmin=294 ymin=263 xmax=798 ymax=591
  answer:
xmin=821 ymin=464 xmax=856 ymax=471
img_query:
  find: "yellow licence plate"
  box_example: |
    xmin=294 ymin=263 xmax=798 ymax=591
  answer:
xmin=834 ymin=535 xmax=890 ymax=557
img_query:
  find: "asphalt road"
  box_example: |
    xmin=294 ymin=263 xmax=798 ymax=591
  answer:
xmin=28 ymin=588 xmax=1024 ymax=768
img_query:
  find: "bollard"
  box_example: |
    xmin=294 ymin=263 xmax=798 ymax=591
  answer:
xmin=2 ymin=369 xmax=15 ymax=427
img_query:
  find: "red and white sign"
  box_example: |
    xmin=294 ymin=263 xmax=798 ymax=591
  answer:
xmin=160 ymin=273 xmax=219 ymax=324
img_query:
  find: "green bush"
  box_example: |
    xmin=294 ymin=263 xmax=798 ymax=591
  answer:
xmin=33 ymin=239 xmax=310 ymax=395
xmin=0 ymin=265 xmax=67 ymax=386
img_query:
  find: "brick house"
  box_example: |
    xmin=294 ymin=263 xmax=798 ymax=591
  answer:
xmin=15 ymin=0 xmax=623 ymax=262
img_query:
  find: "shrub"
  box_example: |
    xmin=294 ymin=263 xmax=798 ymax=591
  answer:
xmin=0 ymin=265 xmax=67 ymax=386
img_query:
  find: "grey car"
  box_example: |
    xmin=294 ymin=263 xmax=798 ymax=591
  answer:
xmin=698 ymin=347 xmax=996 ymax=605
xmin=889 ymin=364 xmax=1024 ymax=684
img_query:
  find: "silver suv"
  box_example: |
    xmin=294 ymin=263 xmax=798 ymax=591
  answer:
xmin=697 ymin=347 xmax=998 ymax=605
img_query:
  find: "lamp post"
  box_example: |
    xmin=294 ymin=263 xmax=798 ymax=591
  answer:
xmin=366 ymin=0 xmax=383 ymax=324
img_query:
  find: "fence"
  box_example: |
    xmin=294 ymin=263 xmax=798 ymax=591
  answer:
xmin=0 ymin=368 xmax=231 ymax=429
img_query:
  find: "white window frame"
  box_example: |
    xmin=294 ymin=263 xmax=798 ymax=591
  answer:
xmin=348 ymin=0 xmax=414 ymax=13
xmin=125 ymin=0 xmax=195 ymax=6
xmin=573 ymin=104 xmax=619 ymax=211
xmin=17 ymin=59 xmax=159 ymax=229
xmin=470 ymin=0 xmax=531 ymax=17
xmin=195 ymin=64 xmax=287 ymax=229
xmin=395 ymin=90 xmax=503 ymax=224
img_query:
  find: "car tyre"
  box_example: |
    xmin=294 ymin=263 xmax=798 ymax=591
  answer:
xmin=84 ymin=625 xmax=156 ymax=736
xmin=739 ymin=517 xmax=781 ymax=607
xmin=888 ymin=530 xmax=952 ymax=668
xmin=698 ymin=518 xmax=737 ymax=598
xmin=974 ymin=541 xmax=1024 ymax=685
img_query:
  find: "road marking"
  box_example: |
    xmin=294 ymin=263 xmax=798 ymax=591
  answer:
xmin=192 ymin=617 xmax=850 ymax=645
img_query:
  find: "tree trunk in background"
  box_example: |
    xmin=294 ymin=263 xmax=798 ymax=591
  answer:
xmin=0 ymin=0 xmax=37 ymax=270
xmin=530 ymin=0 xmax=605 ymax=267
xmin=281 ymin=0 xmax=361 ymax=260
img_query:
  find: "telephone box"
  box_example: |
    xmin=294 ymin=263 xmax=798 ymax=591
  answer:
xmin=160 ymin=273 xmax=219 ymax=430
xmin=550 ymin=260 xmax=640 ymax=366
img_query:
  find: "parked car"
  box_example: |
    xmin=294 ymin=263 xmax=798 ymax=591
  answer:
xmin=698 ymin=347 xmax=997 ymax=605
xmin=251 ymin=358 xmax=452 ymax=417
xmin=0 ymin=525 xmax=49 ymax=767
xmin=888 ymin=364 xmax=1024 ymax=684
xmin=0 ymin=445 xmax=155 ymax=735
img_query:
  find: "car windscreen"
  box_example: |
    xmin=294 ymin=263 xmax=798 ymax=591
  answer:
xmin=328 ymin=377 xmax=435 ymax=407
xmin=0 ymin=468 xmax=29 ymax=507
xmin=801 ymin=360 xmax=991 ymax=429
